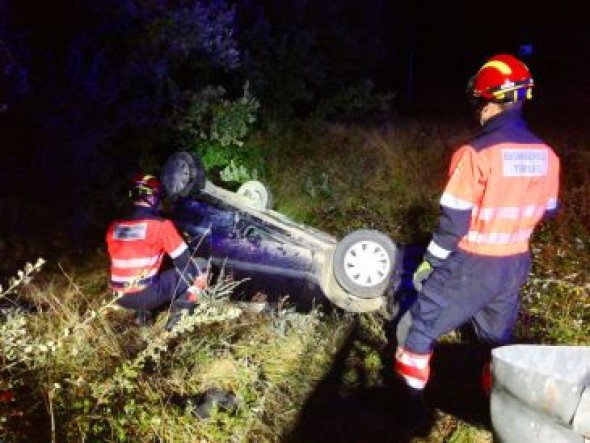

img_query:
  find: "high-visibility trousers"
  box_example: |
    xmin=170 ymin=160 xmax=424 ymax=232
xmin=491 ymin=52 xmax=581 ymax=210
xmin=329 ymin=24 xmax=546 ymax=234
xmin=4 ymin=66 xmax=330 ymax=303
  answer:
xmin=402 ymin=249 xmax=531 ymax=354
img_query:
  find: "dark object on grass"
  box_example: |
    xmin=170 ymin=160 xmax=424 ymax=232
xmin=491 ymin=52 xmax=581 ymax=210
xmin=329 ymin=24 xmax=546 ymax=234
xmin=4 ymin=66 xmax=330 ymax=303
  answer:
xmin=194 ymin=388 xmax=241 ymax=419
xmin=171 ymin=388 xmax=241 ymax=419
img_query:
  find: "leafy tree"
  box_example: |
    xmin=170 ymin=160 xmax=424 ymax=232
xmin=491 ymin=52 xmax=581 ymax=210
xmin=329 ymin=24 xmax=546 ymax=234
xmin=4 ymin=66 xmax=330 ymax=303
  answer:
xmin=235 ymin=0 xmax=399 ymax=120
xmin=0 ymin=0 xmax=257 ymax=246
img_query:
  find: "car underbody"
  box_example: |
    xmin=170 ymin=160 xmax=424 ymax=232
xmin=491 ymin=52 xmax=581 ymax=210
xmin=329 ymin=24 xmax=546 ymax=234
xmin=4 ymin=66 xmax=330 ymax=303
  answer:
xmin=161 ymin=151 xmax=419 ymax=315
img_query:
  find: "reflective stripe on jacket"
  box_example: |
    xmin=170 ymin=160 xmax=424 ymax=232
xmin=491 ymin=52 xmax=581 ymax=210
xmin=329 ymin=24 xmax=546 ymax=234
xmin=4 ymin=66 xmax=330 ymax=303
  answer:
xmin=426 ymin=110 xmax=560 ymax=261
xmin=106 ymin=207 xmax=188 ymax=294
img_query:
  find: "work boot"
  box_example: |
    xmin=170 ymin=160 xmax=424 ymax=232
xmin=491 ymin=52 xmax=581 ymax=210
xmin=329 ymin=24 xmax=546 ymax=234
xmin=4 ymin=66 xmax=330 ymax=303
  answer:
xmin=481 ymin=361 xmax=492 ymax=397
xmin=133 ymin=309 xmax=154 ymax=327
xmin=400 ymin=386 xmax=433 ymax=436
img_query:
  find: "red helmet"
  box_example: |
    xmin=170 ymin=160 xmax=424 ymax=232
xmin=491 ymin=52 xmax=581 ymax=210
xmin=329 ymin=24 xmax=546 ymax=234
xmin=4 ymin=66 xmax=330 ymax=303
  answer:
xmin=468 ymin=54 xmax=534 ymax=103
xmin=130 ymin=173 xmax=162 ymax=200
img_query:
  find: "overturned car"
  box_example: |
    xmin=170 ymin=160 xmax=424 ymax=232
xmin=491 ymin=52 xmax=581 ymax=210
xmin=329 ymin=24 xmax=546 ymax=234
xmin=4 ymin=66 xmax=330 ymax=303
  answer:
xmin=161 ymin=152 xmax=412 ymax=314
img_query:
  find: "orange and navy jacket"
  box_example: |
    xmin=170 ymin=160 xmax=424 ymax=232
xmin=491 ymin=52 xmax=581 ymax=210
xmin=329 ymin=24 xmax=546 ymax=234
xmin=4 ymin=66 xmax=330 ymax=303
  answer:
xmin=425 ymin=110 xmax=560 ymax=265
xmin=106 ymin=206 xmax=193 ymax=294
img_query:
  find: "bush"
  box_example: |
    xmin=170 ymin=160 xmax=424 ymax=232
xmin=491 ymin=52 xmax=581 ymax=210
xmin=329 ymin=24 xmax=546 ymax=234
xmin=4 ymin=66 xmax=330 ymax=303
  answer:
xmin=174 ymin=82 xmax=262 ymax=184
xmin=313 ymin=79 xmax=396 ymax=121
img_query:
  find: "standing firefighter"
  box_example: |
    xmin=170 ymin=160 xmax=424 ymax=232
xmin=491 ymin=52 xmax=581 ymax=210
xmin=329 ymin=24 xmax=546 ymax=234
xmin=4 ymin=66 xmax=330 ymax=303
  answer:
xmin=395 ymin=55 xmax=560 ymax=396
xmin=106 ymin=173 xmax=208 ymax=331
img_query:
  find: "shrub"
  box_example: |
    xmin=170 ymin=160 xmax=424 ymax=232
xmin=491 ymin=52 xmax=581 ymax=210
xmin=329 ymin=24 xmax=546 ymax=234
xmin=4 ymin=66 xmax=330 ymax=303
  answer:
xmin=174 ymin=82 xmax=261 ymax=185
xmin=313 ymin=79 xmax=397 ymax=121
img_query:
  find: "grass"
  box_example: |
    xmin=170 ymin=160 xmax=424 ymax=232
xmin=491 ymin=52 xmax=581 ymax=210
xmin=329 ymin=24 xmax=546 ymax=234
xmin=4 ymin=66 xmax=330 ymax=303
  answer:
xmin=261 ymin=117 xmax=473 ymax=243
xmin=1 ymin=110 xmax=589 ymax=442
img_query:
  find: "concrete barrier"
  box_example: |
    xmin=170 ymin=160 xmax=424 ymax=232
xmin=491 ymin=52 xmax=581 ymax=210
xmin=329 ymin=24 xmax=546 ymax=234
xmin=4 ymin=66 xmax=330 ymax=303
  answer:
xmin=491 ymin=345 xmax=590 ymax=443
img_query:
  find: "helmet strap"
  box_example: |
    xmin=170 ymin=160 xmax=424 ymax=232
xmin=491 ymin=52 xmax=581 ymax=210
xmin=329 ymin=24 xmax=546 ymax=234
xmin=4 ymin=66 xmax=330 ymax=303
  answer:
xmin=144 ymin=193 xmax=161 ymax=210
xmin=132 ymin=192 xmax=161 ymax=210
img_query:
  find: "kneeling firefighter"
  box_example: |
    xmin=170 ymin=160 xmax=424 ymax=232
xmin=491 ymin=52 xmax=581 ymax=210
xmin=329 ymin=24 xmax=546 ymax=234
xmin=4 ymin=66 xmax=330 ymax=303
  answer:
xmin=106 ymin=173 xmax=208 ymax=331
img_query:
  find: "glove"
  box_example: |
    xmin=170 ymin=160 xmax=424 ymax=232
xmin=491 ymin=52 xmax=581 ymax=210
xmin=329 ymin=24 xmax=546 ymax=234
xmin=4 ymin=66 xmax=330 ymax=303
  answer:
xmin=413 ymin=260 xmax=433 ymax=292
xmin=186 ymin=273 xmax=208 ymax=302
xmin=193 ymin=273 xmax=208 ymax=290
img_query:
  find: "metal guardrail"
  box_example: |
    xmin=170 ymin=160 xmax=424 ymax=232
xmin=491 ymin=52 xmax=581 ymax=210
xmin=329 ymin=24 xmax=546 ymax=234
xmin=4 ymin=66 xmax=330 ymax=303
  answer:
xmin=491 ymin=345 xmax=590 ymax=442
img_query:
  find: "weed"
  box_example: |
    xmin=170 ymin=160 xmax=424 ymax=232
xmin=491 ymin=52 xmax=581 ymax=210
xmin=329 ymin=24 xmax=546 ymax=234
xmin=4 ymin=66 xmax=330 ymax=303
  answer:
xmin=445 ymin=421 xmax=492 ymax=443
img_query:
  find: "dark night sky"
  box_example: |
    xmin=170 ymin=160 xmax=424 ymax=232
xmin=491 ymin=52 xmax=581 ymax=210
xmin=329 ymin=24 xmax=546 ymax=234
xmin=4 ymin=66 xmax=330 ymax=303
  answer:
xmin=402 ymin=1 xmax=590 ymax=107
xmin=4 ymin=1 xmax=589 ymax=106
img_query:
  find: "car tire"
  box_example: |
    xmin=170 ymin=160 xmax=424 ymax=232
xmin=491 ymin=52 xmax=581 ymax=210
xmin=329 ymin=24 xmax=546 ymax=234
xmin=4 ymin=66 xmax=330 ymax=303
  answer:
xmin=160 ymin=151 xmax=206 ymax=199
xmin=236 ymin=180 xmax=273 ymax=210
xmin=332 ymin=229 xmax=397 ymax=299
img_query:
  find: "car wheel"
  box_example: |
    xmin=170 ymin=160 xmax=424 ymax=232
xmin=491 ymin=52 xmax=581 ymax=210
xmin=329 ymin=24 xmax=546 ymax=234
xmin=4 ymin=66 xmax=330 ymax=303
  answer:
xmin=333 ymin=229 xmax=397 ymax=299
xmin=160 ymin=151 xmax=206 ymax=199
xmin=236 ymin=180 xmax=273 ymax=210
